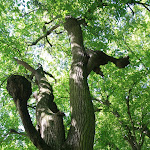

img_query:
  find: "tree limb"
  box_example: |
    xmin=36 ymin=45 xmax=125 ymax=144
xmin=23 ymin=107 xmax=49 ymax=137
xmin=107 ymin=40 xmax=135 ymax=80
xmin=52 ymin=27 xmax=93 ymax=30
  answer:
xmin=14 ymin=58 xmax=36 ymax=74
xmin=10 ymin=59 xmax=65 ymax=149
xmin=127 ymin=3 xmax=135 ymax=15
xmin=126 ymin=88 xmax=137 ymax=142
xmin=86 ymin=49 xmax=130 ymax=76
xmin=131 ymin=1 xmax=150 ymax=12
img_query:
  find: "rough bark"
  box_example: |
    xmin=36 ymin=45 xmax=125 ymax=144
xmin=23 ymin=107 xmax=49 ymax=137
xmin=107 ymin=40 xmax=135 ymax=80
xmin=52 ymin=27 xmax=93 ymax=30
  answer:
xmin=9 ymin=59 xmax=65 ymax=150
xmin=7 ymin=15 xmax=130 ymax=150
xmin=6 ymin=75 xmax=50 ymax=150
xmin=63 ymin=16 xmax=95 ymax=150
xmin=36 ymin=76 xmax=65 ymax=150
xmin=86 ymin=49 xmax=130 ymax=76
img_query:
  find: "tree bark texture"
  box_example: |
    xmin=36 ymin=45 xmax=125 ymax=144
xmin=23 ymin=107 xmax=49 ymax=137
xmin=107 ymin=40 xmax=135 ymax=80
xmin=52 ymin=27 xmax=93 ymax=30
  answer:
xmin=7 ymin=16 xmax=130 ymax=150
xmin=86 ymin=49 xmax=130 ymax=76
xmin=63 ymin=16 xmax=95 ymax=150
xmin=9 ymin=59 xmax=65 ymax=150
xmin=6 ymin=75 xmax=51 ymax=150
xmin=36 ymin=75 xmax=65 ymax=150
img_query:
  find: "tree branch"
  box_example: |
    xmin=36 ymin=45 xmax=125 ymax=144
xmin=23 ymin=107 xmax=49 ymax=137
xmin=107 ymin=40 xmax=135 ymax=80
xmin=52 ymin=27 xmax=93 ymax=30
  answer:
xmin=126 ymin=88 xmax=136 ymax=138
xmin=86 ymin=49 xmax=130 ymax=76
xmin=22 ymin=8 xmax=39 ymax=17
xmin=44 ymin=15 xmax=61 ymax=25
xmin=127 ymin=3 xmax=135 ymax=15
xmin=10 ymin=59 xmax=65 ymax=149
xmin=9 ymin=129 xmax=27 ymax=136
xmin=132 ymin=1 xmax=150 ymax=12
xmin=29 ymin=24 xmax=60 ymax=46
xmin=14 ymin=58 xmax=36 ymax=74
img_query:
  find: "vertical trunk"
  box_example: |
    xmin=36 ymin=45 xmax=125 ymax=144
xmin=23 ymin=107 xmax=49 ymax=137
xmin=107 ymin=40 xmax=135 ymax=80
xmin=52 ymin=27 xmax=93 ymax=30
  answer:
xmin=35 ymin=75 xmax=65 ymax=150
xmin=63 ymin=16 xmax=95 ymax=150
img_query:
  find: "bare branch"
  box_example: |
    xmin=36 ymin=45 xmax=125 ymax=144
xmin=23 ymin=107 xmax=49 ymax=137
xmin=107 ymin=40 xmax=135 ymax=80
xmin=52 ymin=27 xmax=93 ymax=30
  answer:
xmin=134 ymin=1 xmax=150 ymax=12
xmin=27 ymin=104 xmax=36 ymax=109
xmin=45 ymin=36 xmax=53 ymax=47
xmin=14 ymin=58 xmax=36 ymax=74
xmin=0 ymin=77 xmax=8 ymax=87
xmin=30 ymin=24 xmax=60 ymax=46
xmin=127 ymin=1 xmax=150 ymax=12
xmin=9 ymin=129 xmax=27 ymax=137
xmin=86 ymin=49 xmax=129 ymax=76
xmin=140 ymin=3 xmax=150 ymax=12
xmin=44 ymin=15 xmax=61 ymax=25
xmin=127 ymin=3 xmax=135 ymax=15
xmin=22 ymin=8 xmax=39 ymax=17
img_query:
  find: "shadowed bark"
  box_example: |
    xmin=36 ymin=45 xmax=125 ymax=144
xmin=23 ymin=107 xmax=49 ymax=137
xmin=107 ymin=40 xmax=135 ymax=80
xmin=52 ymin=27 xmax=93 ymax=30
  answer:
xmin=86 ymin=49 xmax=130 ymax=76
xmin=6 ymin=75 xmax=51 ymax=150
xmin=7 ymin=58 xmax=65 ymax=150
xmin=63 ymin=16 xmax=95 ymax=150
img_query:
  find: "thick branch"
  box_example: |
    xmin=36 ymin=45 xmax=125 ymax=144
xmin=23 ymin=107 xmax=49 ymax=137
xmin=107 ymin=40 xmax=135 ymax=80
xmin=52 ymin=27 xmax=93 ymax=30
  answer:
xmin=86 ymin=49 xmax=130 ymax=76
xmin=13 ymin=59 xmax=65 ymax=149
xmin=7 ymin=75 xmax=50 ymax=150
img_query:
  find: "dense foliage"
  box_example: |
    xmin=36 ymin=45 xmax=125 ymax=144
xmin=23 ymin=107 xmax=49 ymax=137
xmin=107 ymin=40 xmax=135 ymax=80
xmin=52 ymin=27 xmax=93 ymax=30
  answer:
xmin=0 ymin=0 xmax=150 ymax=149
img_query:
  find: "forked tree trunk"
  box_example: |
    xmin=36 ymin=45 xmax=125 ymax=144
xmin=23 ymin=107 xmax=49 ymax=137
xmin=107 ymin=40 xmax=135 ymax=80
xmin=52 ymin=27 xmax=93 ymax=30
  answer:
xmin=6 ymin=15 xmax=130 ymax=150
xmin=8 ymin=60 xmax=65 ymax=150
xmin=7 ymin=16 xmax=95 ymax=150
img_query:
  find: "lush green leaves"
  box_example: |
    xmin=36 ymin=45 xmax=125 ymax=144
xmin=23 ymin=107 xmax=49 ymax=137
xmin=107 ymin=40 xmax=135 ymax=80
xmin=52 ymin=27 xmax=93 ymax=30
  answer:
xmin=0 ymin=0 xmax=150 ymax=149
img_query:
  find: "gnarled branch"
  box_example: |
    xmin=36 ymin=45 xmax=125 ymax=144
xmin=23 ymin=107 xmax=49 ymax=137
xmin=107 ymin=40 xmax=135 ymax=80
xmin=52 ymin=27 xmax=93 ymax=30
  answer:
xmin=86 ymin=49 xmax=130 ymax=76
xmin=13 ymin=58 xmax=65 ymax=149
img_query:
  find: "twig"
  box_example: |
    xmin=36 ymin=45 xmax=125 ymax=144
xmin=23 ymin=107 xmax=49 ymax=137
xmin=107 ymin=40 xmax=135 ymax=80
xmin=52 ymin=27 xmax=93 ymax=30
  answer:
xmin=45 ymin=36 xmax=53 ymax=47
xmin=141 ymin=3 xmax=150 ymax=12
xmin=27 ymin=104 xmax=36 ymax=109
xmin=44 ymin=15 xmax=61 ymax=25
xmin=135 ymin=2 xmax=150 ymax=12
xmin=22 ymin=8 xmax=39 ymax=17
xmin=0 ymin=77 xmax=8 ymax=87
xmin=127 ymin=3 xmax=135 ymax=15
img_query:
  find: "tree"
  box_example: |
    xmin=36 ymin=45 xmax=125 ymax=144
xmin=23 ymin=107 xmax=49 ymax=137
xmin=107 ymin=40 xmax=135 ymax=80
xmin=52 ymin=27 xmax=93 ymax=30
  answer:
xmin=0 ymin=0 xmax=150 ymax=150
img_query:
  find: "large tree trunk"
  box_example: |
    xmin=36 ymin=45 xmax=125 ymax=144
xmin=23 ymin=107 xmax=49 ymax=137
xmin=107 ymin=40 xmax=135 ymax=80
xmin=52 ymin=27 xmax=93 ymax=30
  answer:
xmin=63 ymin=16 xmax=95 ymax=150
xmin=36 ymin=75 xmax=65 ymax=150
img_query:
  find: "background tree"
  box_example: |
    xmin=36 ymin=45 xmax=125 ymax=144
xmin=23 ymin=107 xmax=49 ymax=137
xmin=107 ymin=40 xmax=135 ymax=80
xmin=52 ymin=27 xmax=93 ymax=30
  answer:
xmin=0 ymin=0 xmax=150 ymax=149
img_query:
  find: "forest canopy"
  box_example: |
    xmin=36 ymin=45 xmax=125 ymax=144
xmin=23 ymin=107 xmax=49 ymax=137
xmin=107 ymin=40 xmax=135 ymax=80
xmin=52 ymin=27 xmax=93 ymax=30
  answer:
xmin=0 ymin=0 xmax=150 ymax=150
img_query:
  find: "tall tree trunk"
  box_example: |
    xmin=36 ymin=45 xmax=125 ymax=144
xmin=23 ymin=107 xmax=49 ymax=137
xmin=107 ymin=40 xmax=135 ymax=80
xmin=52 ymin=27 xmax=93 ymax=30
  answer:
xmin=36 ymin=75 xmax=65 ymax=150
xmin=63 ymin=16 xmax=95 ymax=150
